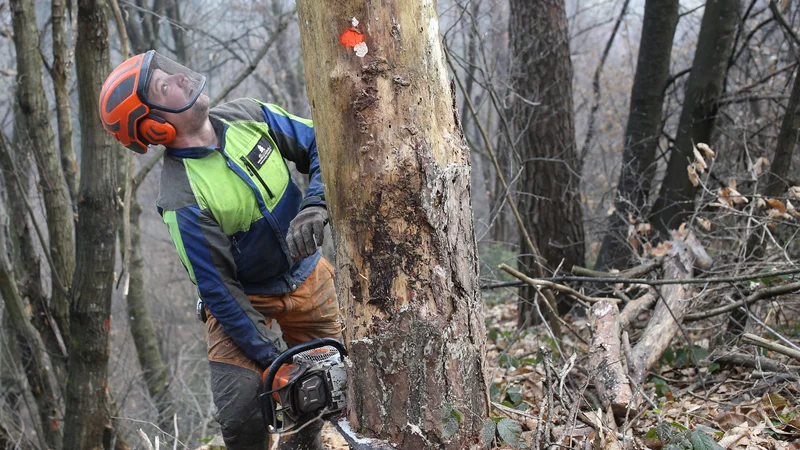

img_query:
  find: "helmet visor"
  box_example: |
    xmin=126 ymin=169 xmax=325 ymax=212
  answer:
xmin=140 ymin=52 xmax=206 ymax=113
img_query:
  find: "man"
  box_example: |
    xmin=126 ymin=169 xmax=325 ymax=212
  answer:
xmin=99 ymin=50 xmax=340 ymax=450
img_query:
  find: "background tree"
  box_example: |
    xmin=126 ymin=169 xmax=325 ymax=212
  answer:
xmin=594 ymin=0 xmax=680 ymax=270
xmin=510 ymin=0 xmax=585 ymax=320
xmin=650 ymin=0 xmax=739 ymax=233
xmin=296 ymin=0 xmax=489 ymax=447
xmin=62 ymin=0 xmax=119 ymax=446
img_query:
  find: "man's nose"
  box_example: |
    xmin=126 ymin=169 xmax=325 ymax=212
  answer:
xmin=172 ymin=73 xmax=188 ymax=88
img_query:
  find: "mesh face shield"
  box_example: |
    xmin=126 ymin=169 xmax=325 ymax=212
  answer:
xmin=138 ymin=51 xmax=206 ymax=113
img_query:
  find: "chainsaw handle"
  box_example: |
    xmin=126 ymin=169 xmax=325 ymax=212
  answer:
xmin=262 ymin=338 xmax=347 ymax=385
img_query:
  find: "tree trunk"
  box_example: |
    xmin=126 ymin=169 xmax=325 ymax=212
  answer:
xmin=650 ymin=0 xmax=738 ymax=233
xmin=125 ymin=198 xmax=175 ymax=431
xmin=510 ymin=0 xmax=585 ymax=320
xmin=0 ymin=225 xmax=62 ymax=450
xmin=0 ymin=131 xmax=67 ymax=379
xmin=63 ymin=0 xmax=119 ymax=447
xmin=53 ymin=0 xmax=80 ymax=204
xmin=764 ymin=67 xmax=800 ymax=198
xmin=296 ymin=1 xmax=489 ymax=448
xmin=164 ymin=0 xmax=191 ymax=64
xmin=11 ymin=0 xmax=75 ymax=351
xmin=594 ymin=0 xmax=679 ymax=271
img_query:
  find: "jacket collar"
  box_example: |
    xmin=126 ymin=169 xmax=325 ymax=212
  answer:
xmin=165 ymin=117 xmax=226 ymax=159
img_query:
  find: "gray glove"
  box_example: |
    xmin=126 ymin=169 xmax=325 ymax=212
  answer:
xmin=286 ymin=206 xmax=328 ymax=260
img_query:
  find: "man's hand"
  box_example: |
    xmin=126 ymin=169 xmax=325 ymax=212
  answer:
xmin=286 ymin=206 xmax=328 ymax=260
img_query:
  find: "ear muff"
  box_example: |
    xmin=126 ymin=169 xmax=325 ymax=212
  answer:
xmin=139 ymin=114 xmax=177 ymax=146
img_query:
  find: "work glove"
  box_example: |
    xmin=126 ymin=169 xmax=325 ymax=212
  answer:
xmin=286 ymin=206 xmax=328 ymax=260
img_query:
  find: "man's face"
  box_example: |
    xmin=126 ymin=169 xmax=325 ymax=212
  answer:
xmin=147 ymin=68 xmax=209 ymax=134
xmin=147 ymin=68 xmax=196 ymax=111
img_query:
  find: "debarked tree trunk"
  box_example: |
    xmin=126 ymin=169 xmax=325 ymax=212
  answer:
xmin=296 ymin=1 xmax=489 ymax=448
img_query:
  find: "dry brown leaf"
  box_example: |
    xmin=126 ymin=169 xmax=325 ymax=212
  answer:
xmin=688 ymin=164 xmax=700 ymax=187
xmin=697 ymin=142 xmax=715 ymax=160
xmin=789 ymin=186 xmax=800 ymax=200
xmin=754 ymin=194 xmax=767 ymax=209
xmin=718 ymin=187 xmax=734 ymax=207
xmin=767 ymin=209 xmax=793 ymax=221
xmin=766 ymin=198 xmax=786 ymax=213
xmin=730 ymin=188 xmax=748 ymax=205
xmin=647 ymin=241 xmax=672 ymax=257
xmin=678 ymin=222 xmax=688 ymax=237
xmin=752 ymin=156 xmax=770 ymax=176
xmin=607 ymin=203 xmax=616 ymax=216
xmin=696 ymin=217 xmax=712 ymax=231
xmin=694 ymin=148 xmax=708 ymax=172
xmin=787 ymin=201 xmax=800 ymax=218
xmin=636 ymin=223 xmax=652 ymax=235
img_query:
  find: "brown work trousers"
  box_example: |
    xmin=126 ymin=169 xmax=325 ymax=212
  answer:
xmin=205 ymin=257 xmax=343 ymax=374
xmin=206 ymin=257 xmax=342 ymax=450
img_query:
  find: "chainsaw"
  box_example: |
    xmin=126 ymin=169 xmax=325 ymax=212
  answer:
xmin=259 ymin=338 xmax=348 ymax=434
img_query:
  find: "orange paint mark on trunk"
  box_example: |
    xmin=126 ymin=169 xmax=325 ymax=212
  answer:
xmin=339 ymin=28 xmax=364 ymax=48
xmin=104 ymin=317 xmax=111 ymax=331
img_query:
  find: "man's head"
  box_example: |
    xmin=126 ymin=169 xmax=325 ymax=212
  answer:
xmin=98 ymin=50 xmax=208 ymax=153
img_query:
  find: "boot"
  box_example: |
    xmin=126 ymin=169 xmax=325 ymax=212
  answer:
xmin=278 ymin=419 xmax=324 ymax=450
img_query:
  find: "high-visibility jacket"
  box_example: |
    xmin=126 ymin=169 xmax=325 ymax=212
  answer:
xmin=157 ymin=98 xmax=325 ymax=367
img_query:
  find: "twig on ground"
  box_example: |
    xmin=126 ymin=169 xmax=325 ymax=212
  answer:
xmin=742 ymin=333 xmax=800 ymax=363
xmin=714 ymin=353 xmax=800 ymax=373
xmin=684 ymin=282 xmax=800 ymax=321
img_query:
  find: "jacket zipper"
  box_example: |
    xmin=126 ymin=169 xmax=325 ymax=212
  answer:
xmin=231 ymin=236 xmax=241 ymax=253
xmin=239 ymin=156 xmax=275 ymax=199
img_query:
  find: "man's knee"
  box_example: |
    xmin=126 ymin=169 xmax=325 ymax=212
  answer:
xmin=210 ymin=362 xmax=267 ymax=449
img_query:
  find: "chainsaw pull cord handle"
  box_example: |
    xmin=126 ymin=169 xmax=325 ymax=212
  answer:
xmin=260 ymin=337 xmax=347 ymax=433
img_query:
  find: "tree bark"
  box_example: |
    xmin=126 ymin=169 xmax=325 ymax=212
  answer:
xmin=0 ymin=130 xmax=67 ymax=379
xmin=629 ymin=240 xmax=695 ymax=385
xmin=651 ymin=0 xmax=738 ymax=233
xmin=589 ymin=301 xmax=632 ymax=419
xmin=764 ymin=66 xmax=800 ymax=199
xmin=63 ymin=0 xmax=119 ymax=447
xmin=594 ymin=0 xmax=679 ymax=271
xmin=509 ymin=0 xmax=585 ymax=320
xmin=164 ymin=0 xmax=191 ymax=64
xmin=53 ymin=0 xmax=79 ymax=204
xmin=11 ymin=0 xmax=75 ymax=351
xmin=296 ymin=1 xmax=489 ymax=448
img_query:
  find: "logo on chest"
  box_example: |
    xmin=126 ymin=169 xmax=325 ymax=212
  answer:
xmin=246 ymin=137 xmax=273 ymax=170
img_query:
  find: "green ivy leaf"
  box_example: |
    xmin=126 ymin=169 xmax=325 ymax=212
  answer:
xmin=689 ymin=430 xmax=724 ymax=450
xmin=483 ymin=419 xmax=497 ymax=449
xmin=645 ymin=427 xmax=658 ymax=440
xmin=497 ymin=418 xmax=523 ymax=449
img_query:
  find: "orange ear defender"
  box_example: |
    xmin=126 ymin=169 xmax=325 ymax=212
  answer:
xmin=139 ymin=115 xmax=177 ymax=146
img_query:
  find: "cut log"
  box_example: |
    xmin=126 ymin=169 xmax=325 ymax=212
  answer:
xmin=589 ymin=301 xmax=633 ymax=420
xmin=630 ymin=240 xmax=695 ymax=384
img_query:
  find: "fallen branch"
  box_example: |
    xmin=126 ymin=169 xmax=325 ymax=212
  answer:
xmin=571 ymin=258 xmax=662 ymax=279
xmin=630 ymin=241 xmax=695 ymax=385
xmin=480 ymin=267 xmax=800 ymax=290
xmin=499 ymin=264 xmax=620 ymax=304
xmin=618 ymin=290 xmax=657 ymax=328
xmin=742 ymin=333 xmax=800 ymax=363
xmin=715 ymin=353 xmax=799 ymax=373
xmin=684 ymin=282 xmax=800 ymax=322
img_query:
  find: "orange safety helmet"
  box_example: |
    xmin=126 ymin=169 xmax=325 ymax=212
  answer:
xmin=98 ymin=51 xmax=206 ymax=153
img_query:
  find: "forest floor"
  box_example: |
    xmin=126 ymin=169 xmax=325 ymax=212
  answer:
xmin=318 ymin=288 xmax=800 ymax=450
